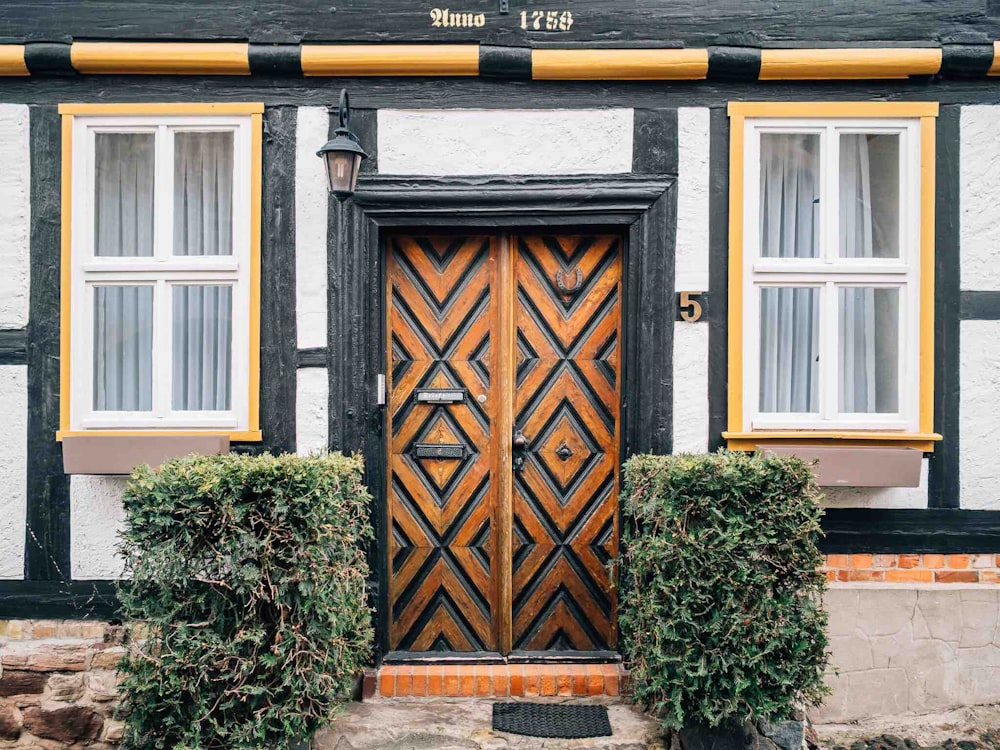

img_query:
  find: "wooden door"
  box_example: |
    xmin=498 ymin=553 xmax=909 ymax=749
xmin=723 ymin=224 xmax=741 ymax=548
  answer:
xmin=386 ymin=232 xmax=622 ymax=654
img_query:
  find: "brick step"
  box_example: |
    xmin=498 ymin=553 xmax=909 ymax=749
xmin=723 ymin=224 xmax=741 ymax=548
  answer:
xmin=370 ymin=663 xmax=627 ymax=699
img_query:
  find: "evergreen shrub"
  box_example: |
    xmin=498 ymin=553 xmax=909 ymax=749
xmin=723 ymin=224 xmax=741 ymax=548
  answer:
xmin=619 ymin=451 xmax=829 ymax=730
xmin=117 ymin=452 xmax=373 ymax=750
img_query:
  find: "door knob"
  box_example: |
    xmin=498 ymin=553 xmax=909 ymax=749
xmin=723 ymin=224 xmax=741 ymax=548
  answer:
xmin=513 ymin=429 xmax=528 ymax=449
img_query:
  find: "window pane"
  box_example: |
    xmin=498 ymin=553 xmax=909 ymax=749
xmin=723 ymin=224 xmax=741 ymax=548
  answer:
xmin=839 ymin=133 xmax=900 ymax=259
xmin=759 ymin=133 xmax=820 ymax=259
xmin=93 ymin=286 xmax=153 ymax=411
xmin=94 ymin=133 xmax=155 ymax=257
xmin=172 ymin=285 xmax=232 ymax=411
xmin=839 ymin=287 xmax=899 ymax=413
xmin=759 ymin=287 xmax=819 ymax=413
xmin=173 ymin=132 xmax=234 ymax=256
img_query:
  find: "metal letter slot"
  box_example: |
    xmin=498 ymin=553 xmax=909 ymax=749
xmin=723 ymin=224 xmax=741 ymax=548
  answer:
xmin=415 ymin=388 xmax=467 ymax=404
xmin=413 ymin=443 xmax=468 ymax=460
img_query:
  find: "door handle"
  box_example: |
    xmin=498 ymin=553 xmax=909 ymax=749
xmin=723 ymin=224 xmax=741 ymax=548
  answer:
xmin=512 ymin=429 xmax=529 ymax=472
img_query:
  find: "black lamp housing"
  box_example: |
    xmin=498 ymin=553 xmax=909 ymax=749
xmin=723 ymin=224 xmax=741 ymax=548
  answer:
xmin=316 ymin=89 xmax=368 ymax=202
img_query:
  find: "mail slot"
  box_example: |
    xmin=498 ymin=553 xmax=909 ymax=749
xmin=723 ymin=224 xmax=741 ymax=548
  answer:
xmin=415 ymin=388 xmax=466 ymax=404
xmin=413 ymin=443 xmax=468 ymax=460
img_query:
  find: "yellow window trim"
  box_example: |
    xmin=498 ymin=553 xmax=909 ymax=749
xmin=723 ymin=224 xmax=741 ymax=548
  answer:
xmin=58 ymin=103 xmax=263 ymax=443
xmin=726 ymin=101 xmax=939 ymax=452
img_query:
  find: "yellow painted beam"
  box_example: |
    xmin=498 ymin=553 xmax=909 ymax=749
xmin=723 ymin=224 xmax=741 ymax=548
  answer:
xmin=0 ymin=45 xmax=28 ymax=76
xmin=58 ymin=102 xmax=263 ymax=115
xmin=728 ymin=101 xmax=939 ymax=118
xmin=301 ymin=44 xmax=479 ymax=76
xmin=532 ymin=48 xmax=708 ymax=80
xmin=759 ymin=47 xmax=942 ymax=80
xmin=71 ymin=42 xmax=250 ymax=75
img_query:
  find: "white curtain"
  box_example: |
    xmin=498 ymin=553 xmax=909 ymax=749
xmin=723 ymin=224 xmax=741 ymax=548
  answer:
xmin=95 ymin=133 xmax=155 ymax=257
xmin=173 ymin=132 xmax=234 ymax=256
xmin=94 ymin=286 xmax=153 ymax=411
xmin=758 ymin=134 xmax=820 ymax=412
xmin=172 ymin=285 xmax=232 ymax=411
xmin=838 ymin=135 xmax=898 ymax=414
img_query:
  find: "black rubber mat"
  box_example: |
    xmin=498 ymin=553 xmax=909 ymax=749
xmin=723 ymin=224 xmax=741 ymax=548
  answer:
xmin=492 ymin=702 xmax=612 ymax=739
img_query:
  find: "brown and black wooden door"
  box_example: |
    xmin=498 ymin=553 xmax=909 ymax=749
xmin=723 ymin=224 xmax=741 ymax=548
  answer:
xmin=386 ymin=232 xmax=622 ymax=655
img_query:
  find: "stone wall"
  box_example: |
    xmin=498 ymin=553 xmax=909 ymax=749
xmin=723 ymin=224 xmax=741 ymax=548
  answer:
xmin=814 ymin=584 xmax=1000 ymax=723
xmin=0 ymin=621 xmax=124 ymax=747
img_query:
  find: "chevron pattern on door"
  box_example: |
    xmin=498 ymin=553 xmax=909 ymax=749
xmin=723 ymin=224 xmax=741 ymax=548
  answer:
xmin=386 ymin=232 xmax=622 ymax=654
xmin=512 ymin=235 xmax=622 ymax=651
xmin=387 ymin=234 xmax=498 ymax=652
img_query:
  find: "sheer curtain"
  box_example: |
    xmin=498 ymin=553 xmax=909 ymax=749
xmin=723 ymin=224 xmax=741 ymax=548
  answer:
xmin=758 ymin=134 xmax=820 ymax=412
xmin=95 ymin=133 xmax=155 ymax=257
xmin=174 ymin=132 xmax=233 ymax=256
xmin=94 ymin=286 xmax=153 ymax=411
xmin=173 ymin=285 xmax=232 ymax=411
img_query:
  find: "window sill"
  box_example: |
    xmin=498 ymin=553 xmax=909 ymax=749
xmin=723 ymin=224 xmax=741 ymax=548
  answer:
xmin=722 ymin=431 xmax=942 ymax=452
xmin=60 ymin=433 xmax=237 ymax=475
xmin=57 ymin=429 xmax=262 ymax=442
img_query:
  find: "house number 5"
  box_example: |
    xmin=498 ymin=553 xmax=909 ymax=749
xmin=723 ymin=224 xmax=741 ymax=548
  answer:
xmin=678 ymin=291 xmax=703 ymax=322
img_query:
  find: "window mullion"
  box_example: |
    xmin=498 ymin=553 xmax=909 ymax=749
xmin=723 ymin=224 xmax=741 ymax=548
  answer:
xmin=153 ymin=278 xmax=171 ymax=418
xmin=823 ymin=124 xmax=840 ymax=265
xmin=820 ymin=280 xmax=839 ymax=422
xmin=155 ymin=124 xmax=172 ymax=261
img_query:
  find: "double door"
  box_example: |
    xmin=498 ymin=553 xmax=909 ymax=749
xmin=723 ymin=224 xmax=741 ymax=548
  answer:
xmin=386 ymin=231 xmax=622 ymax=654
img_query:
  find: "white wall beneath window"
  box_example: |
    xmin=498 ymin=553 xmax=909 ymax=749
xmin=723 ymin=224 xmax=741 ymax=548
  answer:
xmin=377 ymin=109 xmax=634 ymax=176
xmin=70 ymin=475 xmax=127 ymax=580
xmin=672 ymin=323 xmax=709 ymax=453
xmin=821 ymin=458 xmax=928 ymax=509
xmin=296 ymin=368 xmax=329 ymax=456
xmin=0 ymin=104 xmax=30 ymax=329
xmin=960 ymin=105 xmax=1000 ymax=290
xmin=960 ymin=320 xmax=1000 ymax=509
xmin=675 ymin=107 xmax=710 ymax=292
xmin=0 ymin=365 xmax=27 ymax=579
xmin=295 ymin=107 xmax=329 ymax=349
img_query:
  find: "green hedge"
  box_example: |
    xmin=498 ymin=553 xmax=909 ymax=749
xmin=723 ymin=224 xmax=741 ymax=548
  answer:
xmin=619 ymin=451 xmax=828 ymax=730
xmin=117 ymin=452 xmax=374 ymax=750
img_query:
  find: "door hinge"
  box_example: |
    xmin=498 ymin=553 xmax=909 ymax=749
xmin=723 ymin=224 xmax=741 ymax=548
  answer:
xmin=376 ymin=374 xmax=386 ymax=406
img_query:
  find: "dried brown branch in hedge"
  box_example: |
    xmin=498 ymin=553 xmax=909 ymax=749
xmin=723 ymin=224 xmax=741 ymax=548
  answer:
xmin=619 ymin=451 xmax=829 ymax=730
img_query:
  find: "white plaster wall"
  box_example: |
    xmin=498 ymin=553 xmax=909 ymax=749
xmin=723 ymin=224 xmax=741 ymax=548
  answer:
xmin=672 ymin=323 xmax=709 ymax=454
xmin=821 ymin=458 xmax=928 ymax=509
xmin=0 ymin=366 xmax=27 ymax=579
xmin=0 ymin=104 xmax=30 ymax=329
xmin=70 ymin=475 xmax=127 ymax=580
xmin=296 ymin=368 xmax=329 ymax=456
xmin=960 ymin=105 xmax=1000 ymax=291
xmin=960 ymin=320 xmax=1000 ymax=509
xmin=295 ymin=107 xmax=329 ymax=349
xmin=377 ymin=109 xmax=634 ymax=176
xmin=815 ymin=584 xmax=1000 ymax=722
xmin=675 ymin=107 xmax=710 ymax=292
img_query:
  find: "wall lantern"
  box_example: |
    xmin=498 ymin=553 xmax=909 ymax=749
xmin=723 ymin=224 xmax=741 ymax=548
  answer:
xmin=316 ymin=89 xmax=368 ymax=202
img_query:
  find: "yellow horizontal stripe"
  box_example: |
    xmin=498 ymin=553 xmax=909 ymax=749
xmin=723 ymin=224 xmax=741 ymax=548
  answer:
xmin=57 ymin=430 xmax=262 ymax=442
xmin=301 ymin=44 xmax=479 ymax=76
xmin=0 ymin=45 xmax=28 ymax=76
xmin=532 ymin=48 xmax=708 ymax=80
xmin=58 ymin=102 xmax=263 ymax=115
xmin=760 ymin=47 xmax=942 ymax=80
xmin=71 ymin=42 xmax=250 ymax=75
xmin=727 ymin=101 xmax=939 ymax=118
xmin=990 ymin=41 xmax=1000 ymax=75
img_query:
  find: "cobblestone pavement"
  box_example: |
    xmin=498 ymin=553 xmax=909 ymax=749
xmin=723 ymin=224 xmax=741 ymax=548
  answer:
xmin=314 ymin=698 xmax=668 ymax=750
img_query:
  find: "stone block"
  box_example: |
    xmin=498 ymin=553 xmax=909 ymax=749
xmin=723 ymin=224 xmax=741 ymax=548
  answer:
xmin=827 ymin=634 xmax=873 ymax=673
xmin=757 ymin=719 xmax=804 ymax=750
xmin=0 ymin=672 xmax=46 ymax=698
xmin=869 ymin=629 xmax=912 ymax=669
xmin=823 ymin=588 xmax=859 ymax=637
xmin=844 ymin=669 xmax=909 ymax=717
xmin=87 ymin=671 xmax=119 ymax=702
xmin=46 ymin=674 xmax=85 ymax=702
xmin=89 ymin=646 xmax=125 ymax=671
xmin=855 ymin=589 xmax=917 ymax=636
xmin=0 ymin=705 xmax=19 ymax=740
xmin=0 ymin=622 xmax=26 ymax=640
xmin=913 ymin=590 xmax=964 ymax=641
xmin=103 ymin=719 xmax=124 ymax=742
xmin=21 ymin=705 xmax=103 ymax=743
xmin=0 ymin=643 xmax=88 ymax=672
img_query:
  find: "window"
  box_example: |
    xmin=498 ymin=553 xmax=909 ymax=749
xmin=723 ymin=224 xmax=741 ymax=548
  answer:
xmin=725 ymin=103 xmax=940 ymax=451
xmin=59 ymin=104 xmax=262 ymax=441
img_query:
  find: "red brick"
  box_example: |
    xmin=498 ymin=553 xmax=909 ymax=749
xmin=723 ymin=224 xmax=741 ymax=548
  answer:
xmin=923 ymin=554 xmax=945 ymax=569
xmin=427 ymin=668 xmax=444 ymax=697
xmin=847 ymin=569 xmax=884 ymax=582
xmin=524 ymin=665 xmax=542 ymax=696
xmin=981 ymin=571 xmax=1000 ymax=584
xmin=897 ymin=554 xmax=921 ymax=569
xmin=885 ymin=569 xmax=934 ymax=583
xmin=378 ymin=669 xmax=394 ymax=698
xmin=825 ymin=554 xmax=848 ymax=568
xmin=474 ymin=665 xmax=491 ymax=697
xmin=849 ymin=554 xmax=873 ymax=569
xmin=540 ymin=670 xmax=557 ymax=697
xmin=947 ymin=554 xmax=970 ymax=569
xmin=458 ymin=666 xmax=474 ymax=697
xmin=586 ymin=665 xmax=604 ymax=696
xmin=873 ymin=554 xmax=897 ymax=569
xmin=442 ymin=666 xmax=460 ymax=697
xmin=935 ymin=570 xmax=979 ymax=583
xmin=571 ymin=666 xmax=589 ymax=696
xmin=410 ymin=665 xmax=428 ymax=697
xmin=509 ymin=665 xmax=525 ymax=696
xmin=395 ymin=666 xmax=412 ymax=697
xmin=492 ymin=666 xmax=509 ymax=697
xmin=604 ymin=666 xmax=620 ymax=697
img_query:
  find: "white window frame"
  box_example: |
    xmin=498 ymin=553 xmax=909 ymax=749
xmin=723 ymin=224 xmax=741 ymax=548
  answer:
xmin=68 ymin=113 xmax=255 ymax=434
xmin=742 ymin=116 xmax=923 ymax=433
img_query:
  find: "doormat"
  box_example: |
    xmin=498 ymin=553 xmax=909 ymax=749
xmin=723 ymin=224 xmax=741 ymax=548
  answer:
xmin=492 ymin=702 xmax=612 ymax=739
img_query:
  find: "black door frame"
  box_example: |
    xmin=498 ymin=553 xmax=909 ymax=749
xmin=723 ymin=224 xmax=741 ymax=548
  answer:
xmin=328 ymin=173 xmax=676 ymax=662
